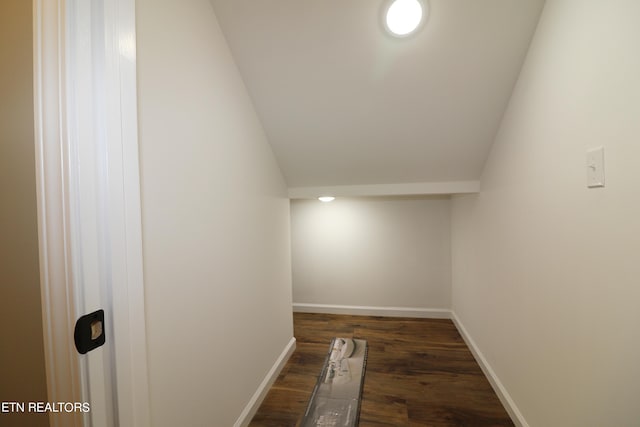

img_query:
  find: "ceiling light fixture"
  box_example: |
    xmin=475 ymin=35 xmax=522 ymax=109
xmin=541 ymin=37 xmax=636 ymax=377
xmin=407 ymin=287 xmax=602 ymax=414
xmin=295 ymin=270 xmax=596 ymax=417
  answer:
xmin=318 ymin=196 xmax=336 ymax=203
xmin=384 ymin=0 xmax=426 ymax=37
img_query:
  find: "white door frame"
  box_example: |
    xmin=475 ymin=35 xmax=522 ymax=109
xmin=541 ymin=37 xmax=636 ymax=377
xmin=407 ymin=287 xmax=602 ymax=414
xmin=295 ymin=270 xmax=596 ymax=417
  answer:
xmin=33 ymin=0 xmax=150 ymax=426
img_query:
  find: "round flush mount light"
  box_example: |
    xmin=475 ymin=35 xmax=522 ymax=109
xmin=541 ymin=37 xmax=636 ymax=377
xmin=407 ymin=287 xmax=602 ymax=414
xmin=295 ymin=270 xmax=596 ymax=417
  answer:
xmin=318 ymin=196 xmax=336 ymax=203
xmin=383 ymin=0 xmax=427 ymax=37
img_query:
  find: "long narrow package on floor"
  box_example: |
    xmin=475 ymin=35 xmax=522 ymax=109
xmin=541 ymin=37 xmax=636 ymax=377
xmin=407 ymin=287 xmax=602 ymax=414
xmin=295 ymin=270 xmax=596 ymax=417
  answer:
xmin=301 ymin=337 xmax=368 ymax=427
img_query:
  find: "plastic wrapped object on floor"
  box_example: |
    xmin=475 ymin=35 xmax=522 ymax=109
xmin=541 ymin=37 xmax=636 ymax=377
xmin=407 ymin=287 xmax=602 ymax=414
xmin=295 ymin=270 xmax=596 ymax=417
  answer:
xmin=301 ymin=337 xmax=368 ymax=427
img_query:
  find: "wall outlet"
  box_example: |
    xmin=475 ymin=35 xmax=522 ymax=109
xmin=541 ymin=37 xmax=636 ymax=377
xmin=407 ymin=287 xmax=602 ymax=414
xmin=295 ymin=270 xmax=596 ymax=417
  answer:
xmin=587 ymin=146 xmax=605 ymax=188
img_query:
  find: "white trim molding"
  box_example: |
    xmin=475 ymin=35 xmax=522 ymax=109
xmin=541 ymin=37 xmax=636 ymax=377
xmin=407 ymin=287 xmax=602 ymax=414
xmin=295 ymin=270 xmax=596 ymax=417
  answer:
xmin=288 ymin=181 xmax=480 ymax=199
xmin=34 ymin=0 xmax=150 ymax=426
xmin=33 ymin=1 xmax=84 ymax=426
xmin=99 ymin=0 xmax=152 ymax=424
xmin=450 ymin=312 xmax=528 ymax=427
xmin=234 ymin=338 xmax=297 ymax=427
xmin=293 ymin=303 xmax=451 ymax=319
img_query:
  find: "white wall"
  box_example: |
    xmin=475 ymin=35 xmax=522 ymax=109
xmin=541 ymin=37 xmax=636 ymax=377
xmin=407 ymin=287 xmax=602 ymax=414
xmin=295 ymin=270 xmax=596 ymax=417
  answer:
xmin=135 ymin=0 xmax=293 ymax=425
xmin=0 ymin=1 xmax=49 ymax=426
xmin=451 ymin=0 xmax=640 ymax=425
xmin=291 ymin=197 xmax=451 ymax=310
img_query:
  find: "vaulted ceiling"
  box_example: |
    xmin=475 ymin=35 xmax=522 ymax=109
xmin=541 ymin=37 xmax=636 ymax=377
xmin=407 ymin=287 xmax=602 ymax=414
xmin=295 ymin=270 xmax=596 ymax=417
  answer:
xmin=210 ymin=0 xmax=545 ymax=194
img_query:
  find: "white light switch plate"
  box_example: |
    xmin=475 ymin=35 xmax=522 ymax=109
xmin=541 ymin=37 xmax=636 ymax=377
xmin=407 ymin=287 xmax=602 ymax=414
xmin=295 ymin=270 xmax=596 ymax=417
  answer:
xmin=587 ymin=146 xmax=605 ymax=188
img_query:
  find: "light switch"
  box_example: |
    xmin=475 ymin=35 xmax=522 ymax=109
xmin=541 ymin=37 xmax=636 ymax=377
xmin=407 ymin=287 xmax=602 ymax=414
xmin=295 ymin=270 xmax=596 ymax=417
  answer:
xmin=587 ymin=146 xmax=605 ymax=188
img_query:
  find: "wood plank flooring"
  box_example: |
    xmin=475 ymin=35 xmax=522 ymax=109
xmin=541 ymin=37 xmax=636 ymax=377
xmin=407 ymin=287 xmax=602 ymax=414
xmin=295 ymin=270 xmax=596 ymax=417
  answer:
xmin=250 ymin=313 xmax=514 ymax=427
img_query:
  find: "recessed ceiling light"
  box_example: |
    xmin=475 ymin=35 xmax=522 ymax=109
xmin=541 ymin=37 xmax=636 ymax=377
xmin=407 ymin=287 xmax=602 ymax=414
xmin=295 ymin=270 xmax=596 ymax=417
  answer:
xmin=384 ymin=0 xmax=426 ymax=37
xmin=318 ymin=196 xmax=336 ymax=203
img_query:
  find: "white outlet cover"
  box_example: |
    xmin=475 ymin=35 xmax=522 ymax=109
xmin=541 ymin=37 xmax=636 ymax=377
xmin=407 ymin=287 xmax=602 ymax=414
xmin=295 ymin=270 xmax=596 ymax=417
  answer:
xmin=587 ymin=146 xmax=605 ymax=188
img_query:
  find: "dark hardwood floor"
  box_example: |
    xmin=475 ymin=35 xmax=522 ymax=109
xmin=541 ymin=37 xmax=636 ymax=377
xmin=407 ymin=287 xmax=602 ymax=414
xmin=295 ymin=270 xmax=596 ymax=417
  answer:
xmin=250 ymin=313 xmax=514 ymax=427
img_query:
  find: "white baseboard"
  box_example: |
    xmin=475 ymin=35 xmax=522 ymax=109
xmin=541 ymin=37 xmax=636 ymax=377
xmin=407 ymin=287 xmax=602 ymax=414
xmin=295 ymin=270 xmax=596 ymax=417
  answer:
xmin=292 ymin=303 xmax=451 ymax=319
xmin=450 ymin=312 xmax=528 ymax=427
xmin=234 ymin=337 xmax=296 ymax=427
